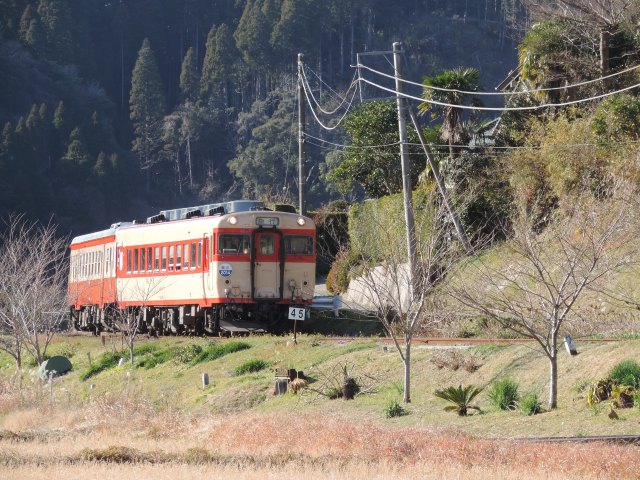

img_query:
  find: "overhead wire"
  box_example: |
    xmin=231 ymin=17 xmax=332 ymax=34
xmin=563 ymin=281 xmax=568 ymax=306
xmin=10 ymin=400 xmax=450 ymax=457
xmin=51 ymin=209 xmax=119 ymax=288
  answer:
xmin=301 ymin=67 xmax=359 ymax=115
xmin=300 ymin=74 xmax=360 ymax=131
xmin=356 ymin=62 xmax=640 ymax=96
xmin=358 ymin=75 xmax=640 ymax=112
xmin=304 ymin=132 xmax=640 ymax=152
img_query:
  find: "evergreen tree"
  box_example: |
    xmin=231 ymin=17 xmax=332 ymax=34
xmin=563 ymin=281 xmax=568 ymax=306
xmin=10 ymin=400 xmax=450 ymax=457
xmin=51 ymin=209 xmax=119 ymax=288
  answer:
xmin=62 ymin=127 xmax=90 ymax=167
xmin=37 ymin=0 xmax=74 ymax=63
xmin=271 ymin=0 xmax=323 ymax=55
xmin=52 ymin=101 xmax=66 ymax=132
xmin=18 ymin=4 xmax=36 ymax=43
xmin=200 ymin=23 xmax=236 ymax=104
xmin=25 ymin=17 xmax=45 ymax=56
xmin=129 ymin=38 xmax=166 ymax=188
xmin=180 ymin=47 xmax=199 ymax=102
xmin=234 ymin=0 xmax=273 ymax=69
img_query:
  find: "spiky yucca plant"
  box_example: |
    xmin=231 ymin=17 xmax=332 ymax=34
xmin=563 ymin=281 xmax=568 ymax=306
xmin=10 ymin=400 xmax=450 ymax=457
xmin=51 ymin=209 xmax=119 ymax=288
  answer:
xmin=434 ymin=385 xmax=483 ymax=416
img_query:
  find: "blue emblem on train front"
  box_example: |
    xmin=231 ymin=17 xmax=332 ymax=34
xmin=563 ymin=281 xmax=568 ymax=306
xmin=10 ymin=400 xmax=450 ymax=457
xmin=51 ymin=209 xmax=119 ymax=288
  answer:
xmin=218 ymin=263 xmax=233 ymax=277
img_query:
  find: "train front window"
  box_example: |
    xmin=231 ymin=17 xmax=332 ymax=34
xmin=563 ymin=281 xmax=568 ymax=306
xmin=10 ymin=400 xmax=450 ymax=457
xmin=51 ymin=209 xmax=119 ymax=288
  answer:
xmin=284 ymin=235 xmax=314 ymax=255
xmin=218 ymin=234 xmax=250 ymax=254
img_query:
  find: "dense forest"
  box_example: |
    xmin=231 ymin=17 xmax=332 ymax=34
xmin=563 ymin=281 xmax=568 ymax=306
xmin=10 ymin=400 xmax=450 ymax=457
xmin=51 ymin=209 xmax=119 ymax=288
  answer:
xmin=0 ymin=0 xmax=522 ymax=235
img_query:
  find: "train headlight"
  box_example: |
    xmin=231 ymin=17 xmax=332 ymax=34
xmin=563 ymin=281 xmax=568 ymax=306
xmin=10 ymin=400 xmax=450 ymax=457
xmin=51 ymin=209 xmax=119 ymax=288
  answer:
xmin=297 ymin=217 xmax=306 ymax=226
xmin=288 ymin=279 xmax=297 ymax=290
xmin=228 ymin=216 xmax=238 ymax=225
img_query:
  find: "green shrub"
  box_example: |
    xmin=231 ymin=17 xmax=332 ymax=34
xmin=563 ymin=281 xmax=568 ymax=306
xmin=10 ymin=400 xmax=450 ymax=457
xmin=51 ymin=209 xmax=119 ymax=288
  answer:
xmin=487 ymin=378 xmax=519 ymax=411
xmin=520 ymin=393 xmax=542 ymax=416
xmin=134 ymin=346 xmax=178 ymax=369
xmin=326 ymin=248 xmax=360 ymax=293
xmin=234 ymin=359 xmax=268 ymax=376
xmin=609 ymin=360 xmax=640 ymax=388
xmin=190 ymin=341 xmax=250 ymax=365
xmin=434 ymin=385 xmax=483 ymax=416
xmin=80 ymin=351 xmax=121 ymax=381
xmin=174 ymin=344 xmax=203 ymax=363
xmin=385 ymin=400 xmax=407 ymax=418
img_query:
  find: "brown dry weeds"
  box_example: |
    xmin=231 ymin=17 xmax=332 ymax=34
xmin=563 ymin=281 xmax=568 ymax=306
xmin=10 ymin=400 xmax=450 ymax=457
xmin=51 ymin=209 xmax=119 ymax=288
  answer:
xmin=0 ymin=404 xmax=638 ymax=480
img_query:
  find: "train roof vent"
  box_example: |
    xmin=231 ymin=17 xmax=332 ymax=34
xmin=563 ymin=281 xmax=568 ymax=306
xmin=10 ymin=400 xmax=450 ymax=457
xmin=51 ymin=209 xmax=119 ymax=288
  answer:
xmin=186 ymin=209 xmax=202 ymax=219
xmin=208 ymin=206 xmax=225 ymax=216
xmin=147 ymin=213 xmax=166 ymax=224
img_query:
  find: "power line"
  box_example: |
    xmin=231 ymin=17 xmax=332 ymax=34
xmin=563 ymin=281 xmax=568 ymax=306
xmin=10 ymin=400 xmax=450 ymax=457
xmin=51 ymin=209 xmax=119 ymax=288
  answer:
xmin=359 ymin=75 xmax=640 ymax=112
xmin=300 ymin=75 xmax=359 ymax=131
xmin=357 ymin=62 xmax=640 ymax=96
xmin=303 ymin=132 xmax=640 ymax=152
xmin=301 ymin=67 xmax=359 ymax=116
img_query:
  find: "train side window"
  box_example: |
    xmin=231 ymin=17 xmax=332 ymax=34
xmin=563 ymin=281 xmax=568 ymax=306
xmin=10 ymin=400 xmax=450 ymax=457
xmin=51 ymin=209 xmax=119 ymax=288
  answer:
xmin=140 ymin=248 xmax=146 ymax=272
xmin=176 ymin=245 xmax=182 ymax=270
xmin=147 ymin=247 xmax=153 ymax=271
xmin=197 ymin=241 xmax=202 ymax=268
xmin=162 ymin=246 xmax=167 ymax=271
xmin=126 ymin=249 xmax=132 ymax=273
xmin=190 ymin=242 xmax=197 ymax=269
xmin=169 ymin=245 xmax=175 ymax=270
xmin=154 ymin=247 xmax=160 ymax=271
xmin=183 ymin=244 xmax=190 ymax=269
xmin=284 ymin=235 xmax=314 ymax=255
xmin=134 ymin=249 xmax=139 ymax=273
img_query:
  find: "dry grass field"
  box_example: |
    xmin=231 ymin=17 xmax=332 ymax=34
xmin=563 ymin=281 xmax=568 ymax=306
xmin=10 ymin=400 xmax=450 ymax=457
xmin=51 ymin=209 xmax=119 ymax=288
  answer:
xmin=1 ymin=335 xmax=640 ymax=478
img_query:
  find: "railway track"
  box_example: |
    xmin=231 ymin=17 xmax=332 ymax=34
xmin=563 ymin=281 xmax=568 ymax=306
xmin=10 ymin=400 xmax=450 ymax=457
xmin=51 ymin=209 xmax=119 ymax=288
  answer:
xmin=319 ymin=336 xmax=624 ymax=345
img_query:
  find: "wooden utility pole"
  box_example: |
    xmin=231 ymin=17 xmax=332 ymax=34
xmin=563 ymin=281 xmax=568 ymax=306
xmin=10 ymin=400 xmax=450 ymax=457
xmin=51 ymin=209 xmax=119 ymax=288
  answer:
xmin=297 ymin=53 xmax=307 ymax=217
xmin=393 ymin=42 xmax=418 ymax=294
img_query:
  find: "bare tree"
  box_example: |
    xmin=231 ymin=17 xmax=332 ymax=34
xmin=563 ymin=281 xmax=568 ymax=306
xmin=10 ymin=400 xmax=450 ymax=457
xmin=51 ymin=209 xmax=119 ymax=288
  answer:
xmin=345 ymin=189 xmax=464 ymax=403
xmin=524 ymin=0 xmax=636 ymax=76
xmin=0 ymin=216 xmax=68 ymax=368
xmin=115 ymin=276 xmax=167 ymax=365
xmin=451 ymin=187 xmax=637 ymax=409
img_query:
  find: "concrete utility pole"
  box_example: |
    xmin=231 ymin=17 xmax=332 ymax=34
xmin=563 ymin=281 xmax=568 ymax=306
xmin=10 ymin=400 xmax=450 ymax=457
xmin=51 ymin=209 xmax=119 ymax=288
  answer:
xmin=393 ymin=42 xmax=418 ymax=294
xmin=297 ymin=53 xmax=307 ymax=217
xmin=407 ymin=108 xmax=472 ymax=253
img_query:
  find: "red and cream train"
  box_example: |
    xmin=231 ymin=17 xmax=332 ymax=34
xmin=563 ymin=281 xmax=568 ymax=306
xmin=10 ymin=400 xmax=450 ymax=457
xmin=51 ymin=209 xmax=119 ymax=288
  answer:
xmin=68 ymin=200 xmax=316 ymax=334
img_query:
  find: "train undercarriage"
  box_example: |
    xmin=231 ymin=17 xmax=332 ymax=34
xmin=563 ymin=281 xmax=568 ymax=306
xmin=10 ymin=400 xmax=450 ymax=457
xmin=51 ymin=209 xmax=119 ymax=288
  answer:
xmin=71 ymin=302 xmax=296 ymax=336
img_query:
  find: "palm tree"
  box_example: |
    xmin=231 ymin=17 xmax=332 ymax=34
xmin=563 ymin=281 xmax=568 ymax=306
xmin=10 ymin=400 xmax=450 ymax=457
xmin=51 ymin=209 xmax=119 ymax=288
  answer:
xmin=434 ymin=384 xmax=483 ymax=416
xmin=419 ymin=67 xmax=481 ymax=166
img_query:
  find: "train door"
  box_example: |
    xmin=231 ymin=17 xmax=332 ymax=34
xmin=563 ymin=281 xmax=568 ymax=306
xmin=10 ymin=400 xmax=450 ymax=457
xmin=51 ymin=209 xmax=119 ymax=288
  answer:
xmin=252 ymin=231 xmax=282 ymax=299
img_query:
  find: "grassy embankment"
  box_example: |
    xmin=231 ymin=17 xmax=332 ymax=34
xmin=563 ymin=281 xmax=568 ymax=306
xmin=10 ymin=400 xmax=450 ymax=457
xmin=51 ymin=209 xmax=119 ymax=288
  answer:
xmin=1 ymin=333 xmax=640 ymax=479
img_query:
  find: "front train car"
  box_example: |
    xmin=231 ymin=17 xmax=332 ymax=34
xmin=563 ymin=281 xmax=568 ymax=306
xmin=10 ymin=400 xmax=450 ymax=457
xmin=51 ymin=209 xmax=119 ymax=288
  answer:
xmin=69 ymin=201 xmax=316 ymax=334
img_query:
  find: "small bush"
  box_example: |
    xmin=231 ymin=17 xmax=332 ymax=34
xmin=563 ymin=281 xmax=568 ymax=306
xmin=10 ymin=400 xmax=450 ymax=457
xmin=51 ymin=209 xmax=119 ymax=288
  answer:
xmin=325 ymin=387 xmax=343 ymax=399
xmin=234 ymin=359 xmax=268 ymax=376
xmin=430 ymin=349 xmax=482 ymax=372
xmin=586 ymin=378 xmax=613 ymax=406
xmin=175 ymin=344 xmax=203 ymax=363
xmin=80 ymin=351 xmax=121 ymax=381
xmin=611 ymin=384 xmax=635 ymax=408
xmin=609 ymin=360 xmax=640 ymax=388
xmin=79 ymin=445 xmax=147 ymax=463
xmin=135 ymin=345 xmax=179 ymax=369
xmin=289 ymin=378 xmax=309 ymax=394
xmin=520 ymin=393 xmax=542 ymax=416
xmin=487 ymin=378 xmax=519 ymax=411
xmin=191 ymin=341 xmax=250 ymax=365
xmin=385 ymin=400 xmax=407 ymax=418
xmin=434 ymin=385 xmax=483 ymax=416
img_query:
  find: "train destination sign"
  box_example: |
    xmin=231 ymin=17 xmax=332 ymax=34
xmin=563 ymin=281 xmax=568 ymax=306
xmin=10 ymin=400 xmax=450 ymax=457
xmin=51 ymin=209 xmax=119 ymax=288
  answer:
xmin=256 ymin=217 xmax=279 ymax=226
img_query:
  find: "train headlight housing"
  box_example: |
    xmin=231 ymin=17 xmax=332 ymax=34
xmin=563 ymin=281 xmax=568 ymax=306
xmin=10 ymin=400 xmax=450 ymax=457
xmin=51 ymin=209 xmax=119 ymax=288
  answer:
xmin=297 ymin=217 xmax=306 ymax=226
xmin=228 ymin=216 xmax=238 ymax=225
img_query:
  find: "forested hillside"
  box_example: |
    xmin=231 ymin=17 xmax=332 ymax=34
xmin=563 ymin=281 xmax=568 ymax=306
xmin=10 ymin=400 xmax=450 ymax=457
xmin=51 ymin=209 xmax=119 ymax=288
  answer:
xmin=0 ymin=0 xmax=520 ymax=235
